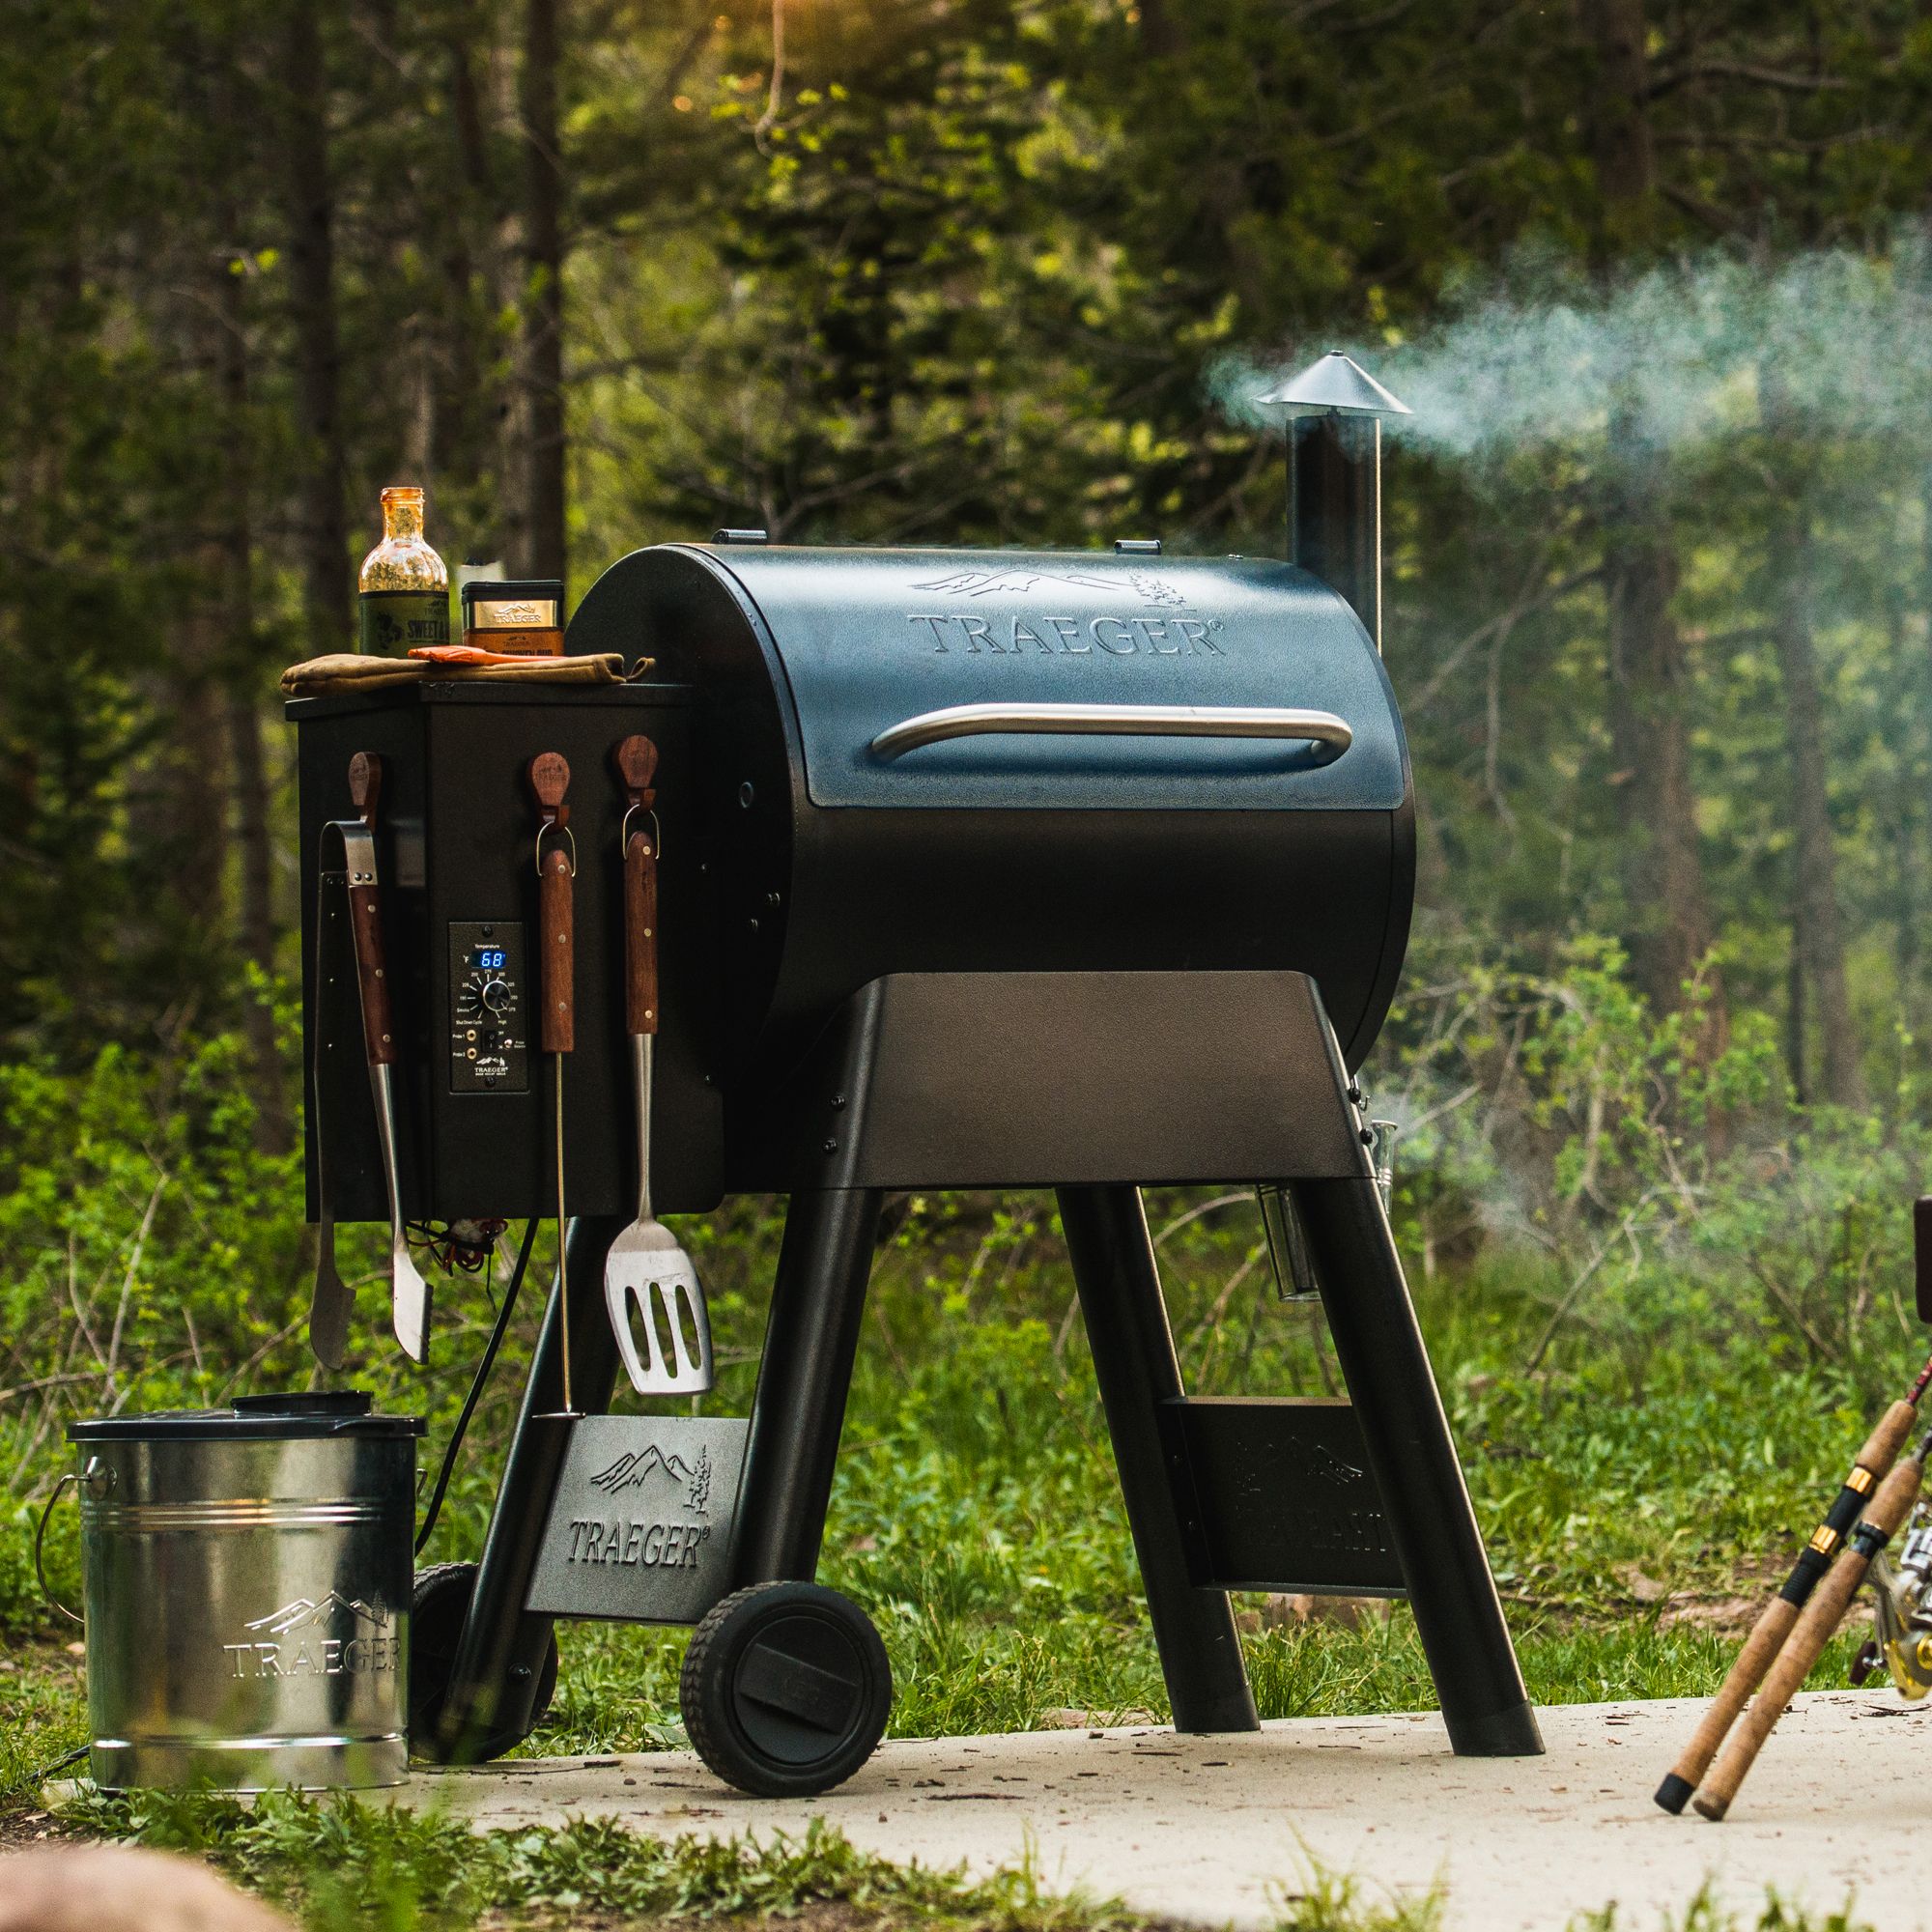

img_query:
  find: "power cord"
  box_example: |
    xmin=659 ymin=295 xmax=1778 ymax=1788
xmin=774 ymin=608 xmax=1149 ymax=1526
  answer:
xmin=415 ymin=1217 xmax=540 ymax=1556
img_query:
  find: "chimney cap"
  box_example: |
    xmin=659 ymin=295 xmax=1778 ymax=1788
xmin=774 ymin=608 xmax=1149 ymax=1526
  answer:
xmin=1257 ymin=351 xmax=1410 ymax=417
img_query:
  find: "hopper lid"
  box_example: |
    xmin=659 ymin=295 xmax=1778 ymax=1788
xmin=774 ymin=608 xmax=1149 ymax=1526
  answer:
xmin=69 ymin=1390 xmax=423 ymax=1440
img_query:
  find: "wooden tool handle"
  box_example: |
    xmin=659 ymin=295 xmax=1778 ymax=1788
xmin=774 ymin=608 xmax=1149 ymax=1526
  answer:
xmin=349 ymin=750 xmax=383 ymax=828
xmin=624 ymin=824 xmax=659 ymax=1037
xmin=348 ymin=877 xmax=396 ymax=1065
xmin=539 ymin=844 xmax=575 ymax=1053
xmin=1694 ymin=1452 xmax=1924 ymax=1820
xmin=529 ymin=751 xmax=571 ymax=822
xmin=613 ymin=733 xmax=658 ymax=806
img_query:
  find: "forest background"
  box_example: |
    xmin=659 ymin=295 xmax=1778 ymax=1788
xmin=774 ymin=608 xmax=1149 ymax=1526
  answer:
xmin=13 ymin=0 xmax=1932 ymax=1768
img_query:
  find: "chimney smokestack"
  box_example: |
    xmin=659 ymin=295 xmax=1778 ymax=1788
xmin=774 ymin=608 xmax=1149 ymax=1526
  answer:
xmin=1257 ymin=352 xmax=1410 ymax=654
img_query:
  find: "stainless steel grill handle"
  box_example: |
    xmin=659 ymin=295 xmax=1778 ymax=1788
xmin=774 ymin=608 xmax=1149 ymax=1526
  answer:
xmin=870 ymin=702 xmax=1353 ymax=759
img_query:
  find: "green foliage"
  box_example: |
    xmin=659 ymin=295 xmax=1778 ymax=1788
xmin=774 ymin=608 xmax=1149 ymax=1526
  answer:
xmin=56 ymin=1794 xmax=1137 ymax=1932
xmin=1571 ymin=1886 xmax=1874 ymax=1932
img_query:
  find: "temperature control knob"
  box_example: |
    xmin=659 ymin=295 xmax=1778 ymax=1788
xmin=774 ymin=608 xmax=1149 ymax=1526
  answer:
xmin=478 ymin=977 xmax=511 ymax=1014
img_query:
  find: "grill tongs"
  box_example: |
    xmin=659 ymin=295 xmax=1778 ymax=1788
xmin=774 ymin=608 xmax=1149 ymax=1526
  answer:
xmin=310 ymin=752 xmax=432 ymax=1365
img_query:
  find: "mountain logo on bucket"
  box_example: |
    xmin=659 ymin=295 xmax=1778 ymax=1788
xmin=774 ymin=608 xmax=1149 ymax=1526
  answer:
xmin=222 ymin=1592 xmax=397 ymax=1681
xmin=243 ymin=1591 xmax=385 ymax=1636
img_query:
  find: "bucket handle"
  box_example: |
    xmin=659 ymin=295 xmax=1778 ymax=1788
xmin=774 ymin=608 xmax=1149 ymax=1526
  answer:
xmin=34 ymin=1473 xmax=83 ymax=1626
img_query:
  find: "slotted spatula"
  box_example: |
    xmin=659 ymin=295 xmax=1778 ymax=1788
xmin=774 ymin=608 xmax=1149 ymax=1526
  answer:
xmin=604 ymin=735 xmax=713 ymax=1395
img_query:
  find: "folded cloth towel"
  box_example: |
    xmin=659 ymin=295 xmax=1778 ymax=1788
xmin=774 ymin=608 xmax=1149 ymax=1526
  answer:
xmin=281 ymin=651 xmax=641 ymax=696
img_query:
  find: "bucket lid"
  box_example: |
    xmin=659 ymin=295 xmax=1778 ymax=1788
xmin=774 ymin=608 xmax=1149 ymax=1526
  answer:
xmin=68 ymin=1390 xmax=423 ymax=1442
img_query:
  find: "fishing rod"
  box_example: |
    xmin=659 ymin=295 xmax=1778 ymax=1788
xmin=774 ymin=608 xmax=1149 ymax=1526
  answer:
xmin=1693 ymin=1426 xmax=1932 ymax=1820
xmin=1655 ymin=1347 xmax=1932 ymax=1815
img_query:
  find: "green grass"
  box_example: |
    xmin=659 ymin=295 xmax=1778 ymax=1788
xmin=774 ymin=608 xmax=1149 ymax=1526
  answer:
xmin=25 ymin=1789 xmax=1883 ymax=1932
xmin=0 ymin=1188 xmax=1905 ymax=1924
xmin=51 ymin=1791 xmax=1146 ymax=1932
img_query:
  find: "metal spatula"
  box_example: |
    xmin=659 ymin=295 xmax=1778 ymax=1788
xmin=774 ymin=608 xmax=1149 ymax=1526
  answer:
xmin=605 ymin=736 xmax=713 ymax=1395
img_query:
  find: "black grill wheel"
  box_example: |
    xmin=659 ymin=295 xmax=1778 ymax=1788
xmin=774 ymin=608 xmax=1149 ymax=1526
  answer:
xmin=679 ymin=1581 xmax=892 ymax=1797
xmin=409 ymin=1560 xmax=559 ymax=1765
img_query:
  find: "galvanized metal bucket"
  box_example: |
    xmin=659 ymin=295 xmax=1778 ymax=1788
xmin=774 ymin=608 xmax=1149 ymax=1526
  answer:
xmin=61 ymin=1391 xmax=422 ymax=1791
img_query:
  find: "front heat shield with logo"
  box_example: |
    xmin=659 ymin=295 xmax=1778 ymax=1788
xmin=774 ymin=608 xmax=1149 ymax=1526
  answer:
xmin=526 ymin=1415 xmax=750 ymax=1623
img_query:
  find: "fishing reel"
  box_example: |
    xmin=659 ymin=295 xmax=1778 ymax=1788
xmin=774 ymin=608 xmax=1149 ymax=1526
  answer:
xmin=1853 ymin=1500 xmax=1932 ymax=1697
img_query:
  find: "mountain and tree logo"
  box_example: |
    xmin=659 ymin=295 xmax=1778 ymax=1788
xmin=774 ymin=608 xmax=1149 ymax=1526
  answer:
xmin=588 ymin=1440 xmax=712 ymax=1515
xmin=912 ymin=566 xmax=1188 ymax=610
xmin=243 ymin=1591 xmax=387 ymax=1636
xmin=1301 ymin=1442 xmax=1365 ymax=1488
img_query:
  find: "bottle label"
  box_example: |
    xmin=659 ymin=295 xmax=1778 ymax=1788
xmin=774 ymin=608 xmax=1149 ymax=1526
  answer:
xmin=359 ymin=590 xmax=451 ymax=655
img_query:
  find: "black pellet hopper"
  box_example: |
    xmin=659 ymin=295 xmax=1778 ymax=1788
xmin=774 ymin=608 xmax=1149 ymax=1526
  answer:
xmin=293 ymin=352 xmax=1543 ymax=1797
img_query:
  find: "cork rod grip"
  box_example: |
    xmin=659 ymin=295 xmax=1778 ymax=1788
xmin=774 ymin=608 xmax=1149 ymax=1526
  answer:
xmin=1656 ymin=1397 xmax=1919 ymax=1811
xmin=1693 ymin=1452 xmax=1924 ymax=1821
xmin=539 ymin=845 xmax=575 ymax=1054
xmin=1656 ymin=1596 xmax=1800 ymax=1811
xmin=348 ymin=880 xmax=396 ymax=1065
xmin=623 ymin=826 xmax=659 ymax=1037
xmin=1857 ymin=1400 xmax=1920 ymax=1480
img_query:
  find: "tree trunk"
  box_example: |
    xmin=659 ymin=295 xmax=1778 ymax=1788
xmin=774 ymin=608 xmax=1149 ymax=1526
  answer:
xmin=1785 ymin=934 xmax=1806 ymax=1106
xmin=1578 ymin=0 xmax=1719 ymax=1018
xmin=1769 ymin=469 xmax=1865 ymax=1109
xmin=516 ymin=0 xmax=566 ymax=583
xmin=278 ymin=0 xmax=352 ymax=651
xmin=1601 ymin=441 xmax=1712 ymax=1012
xmin=213 ymin=239 xmax=292 ymax=1154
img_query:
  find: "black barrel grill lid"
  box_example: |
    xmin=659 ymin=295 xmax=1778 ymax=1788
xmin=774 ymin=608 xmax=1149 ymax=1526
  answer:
xmin=69 ymin=1391 xmax=423 ymax=1441
xmin=582 ymin=543 xmax=1409 ymax=813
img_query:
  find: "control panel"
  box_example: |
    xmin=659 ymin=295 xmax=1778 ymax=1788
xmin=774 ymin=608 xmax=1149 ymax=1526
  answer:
xmin=448 ymin=920 xmax=528 ymax=1094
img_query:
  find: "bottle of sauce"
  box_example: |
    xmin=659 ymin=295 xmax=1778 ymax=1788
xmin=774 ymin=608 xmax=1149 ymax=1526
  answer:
xmin=357 ymin=485 xmax=450 ymax=653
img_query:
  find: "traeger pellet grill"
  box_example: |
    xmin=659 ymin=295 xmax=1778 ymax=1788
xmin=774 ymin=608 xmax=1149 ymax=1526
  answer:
xmin=294 ymin=354 xmax=1543 ymax=1796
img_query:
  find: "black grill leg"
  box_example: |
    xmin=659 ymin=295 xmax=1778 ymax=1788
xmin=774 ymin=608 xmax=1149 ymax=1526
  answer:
xmin=438 ymin=1213 xmax=627 ymax=1755
xmin=1058 ymin=1184 xmax=1259 ymax=1734
xmin=1291 ymin=1176 xmax=1544 ymax=1757
xmin=730 ymin=1187 xmax=886 ymax=1585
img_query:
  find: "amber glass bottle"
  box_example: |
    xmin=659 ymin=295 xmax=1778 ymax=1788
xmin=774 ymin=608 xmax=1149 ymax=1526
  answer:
xmin=357 ymin=486 xmax=450 ymax=653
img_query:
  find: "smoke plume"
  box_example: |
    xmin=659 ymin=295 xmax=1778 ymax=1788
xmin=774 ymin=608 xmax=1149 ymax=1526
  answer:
xmin=1210 ymin=234 xmax=1932 ymax=466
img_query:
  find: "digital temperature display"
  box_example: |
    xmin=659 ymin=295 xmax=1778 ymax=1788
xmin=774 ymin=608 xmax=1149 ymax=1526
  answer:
xmin=448 ymin=921 xmax=527 ymax=1095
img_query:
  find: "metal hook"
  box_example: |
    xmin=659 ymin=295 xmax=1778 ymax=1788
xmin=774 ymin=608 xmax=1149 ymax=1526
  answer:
xmin=619 ymin=805 xmax=663 ymax=863
xmin=533 ymin=822 xmax=578 ymax=878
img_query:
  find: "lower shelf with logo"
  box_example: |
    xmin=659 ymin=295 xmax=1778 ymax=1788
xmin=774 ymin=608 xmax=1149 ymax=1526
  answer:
xmin=1158 ymin=1397 xmax=1406 ymax=1597
xmin=524 ymin=1414 xmax=749 ymax=1625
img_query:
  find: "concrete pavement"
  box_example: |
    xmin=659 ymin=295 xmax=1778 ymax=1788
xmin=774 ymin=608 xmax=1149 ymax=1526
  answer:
xmin=406 ymin=1692 xmax=1930 ymax=1929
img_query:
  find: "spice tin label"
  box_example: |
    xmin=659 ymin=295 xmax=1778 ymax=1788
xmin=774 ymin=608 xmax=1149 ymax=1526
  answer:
xmin=525 ymin=1415 xmax=748 ymax=1625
